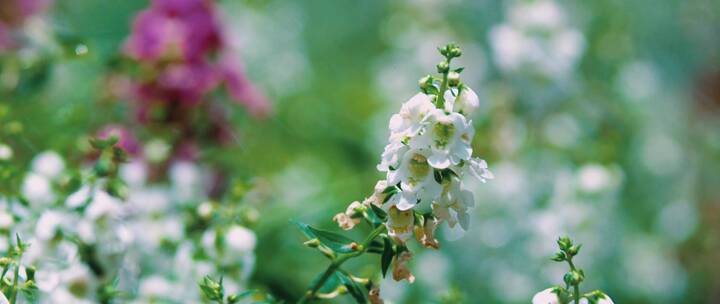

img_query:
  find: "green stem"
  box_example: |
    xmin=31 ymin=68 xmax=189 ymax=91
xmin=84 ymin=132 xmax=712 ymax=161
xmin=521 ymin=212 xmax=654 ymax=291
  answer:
xmin=9 ymin=262 xmax=19 ymax=304
xmin=298 ymin=225 xmax=387 ymax=304
xmin=566 ymin=258 xmax=580 ymax=304
xmin=435 ymin=57 xmax=454 ymax=109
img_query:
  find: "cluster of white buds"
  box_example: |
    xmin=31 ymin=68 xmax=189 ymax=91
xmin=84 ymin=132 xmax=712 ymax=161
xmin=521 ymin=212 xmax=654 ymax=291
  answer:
xmin=337 ymin=43 xmax=493 ymax=250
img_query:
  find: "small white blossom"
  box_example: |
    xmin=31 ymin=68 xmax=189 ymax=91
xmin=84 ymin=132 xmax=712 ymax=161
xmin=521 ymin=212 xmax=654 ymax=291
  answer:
xmin=225 ymin=225 xmax=257 ymax=253
xmin=31 ymin=151 xmax=65 ymax=179
xmin=409 ymin=109 xmax=473 ymax=169
xmin=388 ymin=93 xmax=435 ymax=139
xmin=443 ymin=87 xmax=480 ymax=116
xmin=0 ymin=143 xmax=12 ymax=160
xmin=532 ymin=288 xmax=560 ymax=304
xmin=386 ymin=149 xmax=442 ymax=210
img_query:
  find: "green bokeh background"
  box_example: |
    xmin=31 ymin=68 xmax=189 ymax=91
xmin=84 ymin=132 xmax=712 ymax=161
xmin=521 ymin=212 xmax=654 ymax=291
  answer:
xmin=2 ymin=0 xmax=720 ymax=303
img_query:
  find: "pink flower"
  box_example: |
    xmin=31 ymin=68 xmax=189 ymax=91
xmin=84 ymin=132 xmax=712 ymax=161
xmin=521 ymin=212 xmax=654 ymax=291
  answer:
xmin=123 ymin=0 xmax=221 ymax=61
xmin=124 ymin=0 xmax=270 ymax=118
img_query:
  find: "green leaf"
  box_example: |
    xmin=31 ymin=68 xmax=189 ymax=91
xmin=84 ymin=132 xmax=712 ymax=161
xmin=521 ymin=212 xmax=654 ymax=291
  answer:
xmin=381 ymin=237 xmax=394 ymax=278
xmin=336 ymin=271 xmax=367 ymax=303
xmin=366 ymin=239 xmax=384 ymax=254
xmin=294 ymin=221 xmax=357 ymax=253
xmin=370 ymin=204 xmax=387 ymax=221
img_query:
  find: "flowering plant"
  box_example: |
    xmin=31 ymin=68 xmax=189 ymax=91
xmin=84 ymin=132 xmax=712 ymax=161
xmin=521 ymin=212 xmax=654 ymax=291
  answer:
xmin=292 ymin=43 xmax=493 ymax=303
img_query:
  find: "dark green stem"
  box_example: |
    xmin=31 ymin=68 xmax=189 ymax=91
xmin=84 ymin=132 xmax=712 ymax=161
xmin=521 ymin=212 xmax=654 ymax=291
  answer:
xmin=298 ymin=224 xmax=387 ymax=304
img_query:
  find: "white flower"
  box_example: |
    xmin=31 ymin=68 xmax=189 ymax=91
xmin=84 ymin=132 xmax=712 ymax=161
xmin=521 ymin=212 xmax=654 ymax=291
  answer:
xmin=386 ymin=149 xmax=442 ymax=210
xmin=386 ymin=206 xmax=414 ymax=242
xmin=139 ymin=275 xmax=175 ymax=299
xmin=465 ymin=157 xmax=494 ymax=183
xmin=410 ymin=109 xmax=473 ymax=169
xmin=388 ymin=93 xmax=435 ymax=139
xmin=84 ymin=190 xmax=124 ymax=220
xmin=22 ymin=172 xmax=54 ymax=207
xmin=377 ymin=141 xmax=408 ymax=172
xmin=31 ymin=151 xmax=65 ymax=179
xmin=36 ymin=210 xmax=68 ymax=240
xmin=0 ymin=143 xmax=12 ymax=161
xmin=225 ymin=225 xmax=257 ymax=253
xmin=443 ymin=87 xmax=480 ymax=115
xmin=0 ymin=210 xmax=13 ymax=229
xmin=532 ymin=288 xmax=560 ymax=304
xmin=432 ymin=179 xmax=474 ymax=230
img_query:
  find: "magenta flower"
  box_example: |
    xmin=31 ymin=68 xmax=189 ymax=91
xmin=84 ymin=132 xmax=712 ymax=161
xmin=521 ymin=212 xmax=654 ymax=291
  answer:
xmin=124 ymin=0 xmax=270 ymax=118
xmin=123 ymin=0 xmax=221 ymax=62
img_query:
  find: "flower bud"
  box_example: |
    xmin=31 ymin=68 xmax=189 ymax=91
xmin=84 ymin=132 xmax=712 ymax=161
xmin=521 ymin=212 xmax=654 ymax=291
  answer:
xmin=563 ymin=270 xmax=584 ymax=286
xmin=447 ymin=72 xmax=460 ymax=87
xmin=304 ymin=238 xmax=321 ymax=248
xmin=448 ymin=46 xmax=462 ymax=58
xmin=557 ymin=236 xmax=573 ymax=251
xmin=437 ymin=61 xmax=449 ymax=73
xmin=0 ymin=257 xmax=12 ymax=267
xmin=26 ymin=265 xmax=36 ymax=281
xmin=418 ymin=75 xmax=433 ymax=91
xmin=551 ymin=252 xmax=565 ymax=262
xmin=568 ymin=245 xmax=581 ymax=257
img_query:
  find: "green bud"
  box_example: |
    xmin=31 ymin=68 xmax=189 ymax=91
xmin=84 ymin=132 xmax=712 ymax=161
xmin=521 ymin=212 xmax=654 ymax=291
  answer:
xmin=419 ymin=75 xmax=433 ymax=91
xmin=304 ymin=238 xmax=321 ymax=248
xmin=568 ymin=244 xmax=582 ymax=257
xmin=94 ymin=157 xmax=113 ymax=177
xmin=551 ymin=252 xmax=565 ymax=262
xmin=448 ymin=46 xmax=462 ymax=58
xmin=563 ymin=270 xmax=584 ymax=286
xmin=557 ymin=236 xmax=573 ymax=251
xmin=437 ymin=61 xmax=450 ymax=73
xmin=227 ymin=294 xmax=240 ymax=304
xmin=0 ymin=257 xmax=12 ymax=267
xmin=447 ymin=72 xmax=460 ymax=87
xmin=26 ymin=265 xmax=36 ymax=281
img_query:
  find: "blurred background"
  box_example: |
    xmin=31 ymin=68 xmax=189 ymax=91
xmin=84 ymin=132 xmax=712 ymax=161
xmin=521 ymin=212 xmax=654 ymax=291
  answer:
xmin=1 ymin=0 xmax=720 ymax=303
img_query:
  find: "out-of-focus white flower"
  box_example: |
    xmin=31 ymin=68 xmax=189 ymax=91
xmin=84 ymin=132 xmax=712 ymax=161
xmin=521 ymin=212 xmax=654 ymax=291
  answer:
xmin=139 ymin=275 xmax=175 ymax=299
xmin=443 ymin=87 xmax=480 ymax=116
xmin=225 ymin=225 xmax=257 ymax=253
xmin=120 ymin=160 xmax=148 ymax=187
xmin=0 ymin=209 xmax=13 ymax=229
xmin=489 ymin=0 xmax=584 ymax=78
xmin=36 ymin=210 xmax=67 ymax=240
xmin=0 ymin=143 xmax=12 ymax=160
xmin=31 ymin=151 xmax=65 ymax=179
xmin=85 ymin=190 xmax=123 ymax=220
xmin=0 ymin=289 xmax=8 ymax=304
xmin=22 ymin=172 xmax=54 ymax=207
xmin=532 ymin=288 xmax=560 ymax=304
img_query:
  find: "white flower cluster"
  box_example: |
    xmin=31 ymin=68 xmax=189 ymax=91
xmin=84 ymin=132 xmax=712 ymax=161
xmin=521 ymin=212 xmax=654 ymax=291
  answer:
xmin=377 ymin=86 xmax=493 ymax=242
xmin=3 ymin=152 xmax=258 ymax=303
xmin=489 ymin=0 xmax=585 ymax=79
